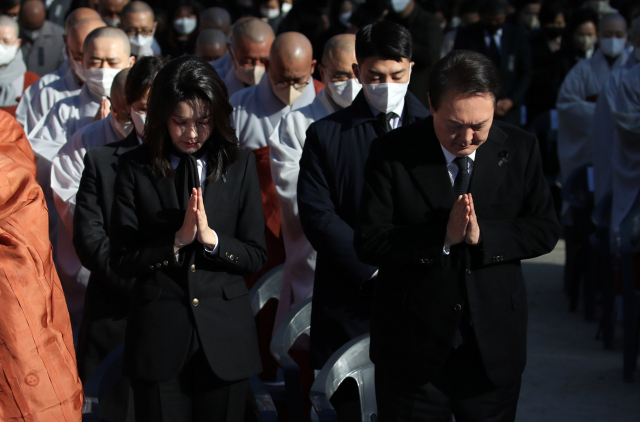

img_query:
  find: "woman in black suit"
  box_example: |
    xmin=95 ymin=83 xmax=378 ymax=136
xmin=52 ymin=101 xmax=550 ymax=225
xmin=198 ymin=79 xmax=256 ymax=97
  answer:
xmin=109 ymin=55 xmax=267 ymax=421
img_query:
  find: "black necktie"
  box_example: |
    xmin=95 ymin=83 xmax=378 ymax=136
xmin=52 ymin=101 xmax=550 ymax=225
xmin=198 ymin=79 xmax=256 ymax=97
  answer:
xmin=453 ymin=156 xmax=470 ymax=197
xmin=487 ymin=34 xmax=501 ymax=67
xmin=377 ymin=112 xmax=396 ymax=134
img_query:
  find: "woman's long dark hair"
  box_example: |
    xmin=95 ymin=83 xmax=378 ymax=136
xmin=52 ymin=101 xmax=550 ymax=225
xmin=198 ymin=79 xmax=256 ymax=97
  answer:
xmin=144 ymin=55 xmax=238 ymax=184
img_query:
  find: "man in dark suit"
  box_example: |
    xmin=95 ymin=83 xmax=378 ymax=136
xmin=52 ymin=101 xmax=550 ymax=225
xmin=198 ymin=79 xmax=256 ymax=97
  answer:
xmin=354 ymin=50 xmax=561 ymax=421
xmin=298 ymin=21 xmax=429 ymax=374
xmin=454 ymin=0 xmax=532 ymax=126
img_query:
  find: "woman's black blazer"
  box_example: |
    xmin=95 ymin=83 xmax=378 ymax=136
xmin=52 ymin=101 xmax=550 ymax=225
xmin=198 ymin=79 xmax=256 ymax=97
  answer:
xmin=109 ymin=145 xmax=267 ymax=382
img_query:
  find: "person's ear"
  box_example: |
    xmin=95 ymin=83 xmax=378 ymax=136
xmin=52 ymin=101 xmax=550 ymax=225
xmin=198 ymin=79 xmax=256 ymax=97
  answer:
xmin=128 ymin=55 xmax=136 ymax=67
xmin=310 ymin=58 xmax=316 ymax=76
xmin=16 ymin=38 xmax=21 ymax=49
xmin=352 ymin=63 xmax=361 ymax=84
xmin=318 ymin=64 xmax=325 ymax=84
xmin=264 ymin=58 xmax=270 ymax=74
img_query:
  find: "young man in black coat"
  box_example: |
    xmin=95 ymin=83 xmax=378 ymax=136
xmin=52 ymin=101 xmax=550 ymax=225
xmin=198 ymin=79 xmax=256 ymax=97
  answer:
xmin=297 ymin=21 xmax=429 ymax=373
xmin=355 ymin=50 xmax=561 ymax=421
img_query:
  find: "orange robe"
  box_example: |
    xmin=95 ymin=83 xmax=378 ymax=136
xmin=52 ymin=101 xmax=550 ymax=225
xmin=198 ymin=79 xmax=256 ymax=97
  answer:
xmin=0 ymin=152 xmax=83 ymax=422
xmin=0 ymin=109 xmax=37 ymax=177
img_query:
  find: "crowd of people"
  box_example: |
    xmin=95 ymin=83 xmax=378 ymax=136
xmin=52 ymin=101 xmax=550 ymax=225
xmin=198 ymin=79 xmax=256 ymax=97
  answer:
xmin=0 ymin=0 xmax=638 ymax=420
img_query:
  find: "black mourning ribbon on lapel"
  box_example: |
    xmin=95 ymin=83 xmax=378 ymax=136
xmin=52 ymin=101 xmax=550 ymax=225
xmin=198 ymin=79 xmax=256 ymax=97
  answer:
xmin=171 ymin=142 xmax=210 ymax=211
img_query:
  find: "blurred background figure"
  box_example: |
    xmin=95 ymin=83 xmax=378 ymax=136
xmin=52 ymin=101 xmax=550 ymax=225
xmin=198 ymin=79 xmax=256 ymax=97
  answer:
xmin=526 ymin=0 xmax=565 ymax=123
xmin=225 ymin=17 xmax=273 ymax=97
xmin=582 ymin=0 xmax=617 ymax=19
xmin=442 ymin=0 xmax=481 ymax=57
xmin=195 ymin=28 xmax=226 ymax=62
xmin=258 ymin=0 xmax=285 ymax=33
xmin=553 ymin=8 xmax=599 ymax=85
xmin=454 ymin=0 xmax=532 ymax=126
xmin=386 ymin=0 xmax=444 ymax=106
xmin=199 ymin=6 xmax=231 ymax=34
xmin=556 ymin=12 xmax=628 ymax=190
xmin=0 ymin=15 xmax=39 ymax=116
xmin=161 ymin=0 xmax=201 ymax=58
xmin=98 ymin=0 xmax=129 ymax=27
xmin=0 ymin=0 xmax=20 ymax=20
xmin=509 ymin=0 xmax=542 ymax=34
xmin=120 ymin=1 xmax=161 ymax=57
xmin=18 ymin=0 xmax=65 ymax=76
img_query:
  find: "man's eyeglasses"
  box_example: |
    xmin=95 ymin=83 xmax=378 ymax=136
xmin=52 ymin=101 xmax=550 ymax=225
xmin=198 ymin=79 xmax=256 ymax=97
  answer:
xmin=273 ymin=81 xmax=310 ymax=90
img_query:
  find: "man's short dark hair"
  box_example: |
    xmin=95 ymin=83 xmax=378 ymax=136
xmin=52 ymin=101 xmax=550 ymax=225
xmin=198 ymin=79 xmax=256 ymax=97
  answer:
xmin=355 ymin=21 xmax=412 ymax=63
xmin=428 ymin=50 xmax=501 ymax=111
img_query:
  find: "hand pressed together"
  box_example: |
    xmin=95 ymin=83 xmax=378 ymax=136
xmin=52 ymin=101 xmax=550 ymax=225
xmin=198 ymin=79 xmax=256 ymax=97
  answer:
xmin=445 ymin=193 xmax=482 ymax=248
xmin=174 ymin=188 xmax=218 ymax=253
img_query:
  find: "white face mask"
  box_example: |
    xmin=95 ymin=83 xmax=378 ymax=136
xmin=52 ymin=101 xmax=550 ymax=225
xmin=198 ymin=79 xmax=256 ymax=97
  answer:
xmin=450 ymin=16 xmax=461 ymax=29
xmin=129 ymin=33 xmax=155 ymax=57
xmin=362 ymin=81 xmax=409 ymax=114
xmin=103 ymin=17 xmax=121 ymax=27
xmin=271 ymin=82 xmax=306 ymax=106
xmin=71 ymin=59 xmax=86 ymax=82
xmin=391 ymin=0 xmax=410 ymax=13
xmin=326 ymin=74 xmax=362 ymax=109
xmin=131 ymin=106 xmax=147 ymax=137
xmin=21 ymin=28 xmax=40 ymax=40
xmin=260 ymin=7 xmax=280 ymax=19
xmin=281 ymin=2 xmax=292 ymax=14
xmin=599 ymin=36 xmax=627 ymax=58
xmin=235 ymin=64 xmax=265 ymax=86
xmin=84 ymin=67 xmax=122 ymax=100
xmin=339 ymin=12 xmax=352 ymax=27
xmin=173 ymin=17 xmax=197 ymax=35
xmin=574 ymin=34 xmax=597 ymax=52
xmin=0 ymin=43 xmax=18 ymax=66
xmin=110 ymin=111 xmax=133 ymax=139
xmin=587 ymin=0 xmax=610 ymax=14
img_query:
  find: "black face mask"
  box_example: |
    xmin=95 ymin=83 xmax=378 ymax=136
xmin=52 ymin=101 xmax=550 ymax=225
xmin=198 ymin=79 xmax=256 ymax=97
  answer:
xmin=543 ymin=26 xmax=564 ymax=39
xmin=483 ymin=22 xmax=503 ymax=35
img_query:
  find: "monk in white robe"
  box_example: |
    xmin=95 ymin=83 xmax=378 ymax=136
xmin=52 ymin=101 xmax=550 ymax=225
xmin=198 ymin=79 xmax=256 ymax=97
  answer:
xmin=22 ymin=18 xmax=106 ymax=135
xmin=557 ymin=13 xmax=629 ymax=186
xmin=224 ymin=18 xmax=273 ymax=97
xmin=591 ymin=18 xmax=640 ymax=203
xmin=611 ymin=62 xmax=640 ymax=236
xmin=212 ymin=53 xmax=232 ymax=78
xmin=269 ymin=34 xmax=361 ymax=329
xmin=15 ymin=7 xmax=102 ymax=131
xmin=30 ymin=27 xmax=134 ymax=327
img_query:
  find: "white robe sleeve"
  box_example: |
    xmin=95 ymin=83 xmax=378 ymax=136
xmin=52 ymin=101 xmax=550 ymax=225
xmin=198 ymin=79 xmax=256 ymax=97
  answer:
xmin=591 ymin=72 xmax=619 ymax=202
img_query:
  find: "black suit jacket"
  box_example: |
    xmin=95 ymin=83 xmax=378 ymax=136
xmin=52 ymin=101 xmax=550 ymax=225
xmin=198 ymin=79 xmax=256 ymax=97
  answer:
xmin=454 ymin=22 xmax=532 ymax=125
xmin=354 ymin=116 xmax=561 ymax=387
xmin=109 ymin=145 xmax=267 ymax=382
xmin=73 ymin=132 xmax=140 ymax=384
xmin=298 ymin=90 xmax=429 ymax=369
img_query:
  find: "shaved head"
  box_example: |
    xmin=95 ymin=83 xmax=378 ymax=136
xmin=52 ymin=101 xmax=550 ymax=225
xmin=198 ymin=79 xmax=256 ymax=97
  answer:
xmin=232 ymin=18 xmax=274 ymax=49
xmin=599 ymin=12 xmax=627 ymax=35
xmin=0 ymin=15 xmax=19 ymax=38
xmin=196 ymin=29 xmax=227 ymax=62
xmin=84 ymin=26 xmax=131 ymax=58
xmin=65 ymin=7 xmax=102 ymax=32
xmin=322 ymin=34 xmax=356 ymax=66
xmin=19 ymin=0 xmax=45 ymax=31
xmin=269 ymin=31 xmax=313 ymax=65
xmin=68 ymin=18 xmax=106 ymax=61
xmin=111 ymin=67 xmax=129 ymax=110
xmin=200 ymin=7 xmax=231 ymax=34
xmin=121 ymin=0 xmax=153 ymax=16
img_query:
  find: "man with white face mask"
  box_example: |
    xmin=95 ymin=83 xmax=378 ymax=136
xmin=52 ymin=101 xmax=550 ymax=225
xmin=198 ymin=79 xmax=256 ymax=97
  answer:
xmin=224 ymin=18 xmax=274 ymax=97
xmin=230 ymin=30 xmax=320 ymax=291
xmin=29 ymin=26 xmax=133 ymax=296
xmin=269 ymin=34 xmax=360 ymax=331
xmin=120 ymin=1 xmax=161 ymax=58
xmin=0 ymin=15 xmax=40 ymax=117
xmin=24 ymin=18 xmax=106 ymax=136
xmin=50 ymin=68 xmax=131 ymax=330
xmin=297 ymin=21 xmax=428 ymax=376
xmin=591 ymin=17 xmax=640 ymax=204
xmin=557 ymin=12 xmax=628 ymax=189
xmin=15 ymin=7 xmax=102 ymax=131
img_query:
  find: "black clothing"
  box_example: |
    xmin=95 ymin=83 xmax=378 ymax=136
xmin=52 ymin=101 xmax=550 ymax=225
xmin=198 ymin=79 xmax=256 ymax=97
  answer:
xmin=110 ymin=145 xmax=266 ymax=383
xmin=454 ymin=22 xmax=533 ymax=126
xmin=526 ymin=31 xmax=562 ymax=123
xmin=297 ymin=90 xmax=429 ymax=369
xmin=354 ymin=116 xmax=561 ymax=393
xmin=387 ymin=3 xmax=443 ymax=107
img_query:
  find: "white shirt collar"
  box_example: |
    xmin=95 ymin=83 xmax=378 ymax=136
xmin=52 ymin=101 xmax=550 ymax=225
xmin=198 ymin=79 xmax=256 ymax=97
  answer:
xmin=439 ymin=143 xmax=477 ymax=165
